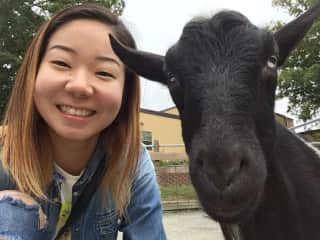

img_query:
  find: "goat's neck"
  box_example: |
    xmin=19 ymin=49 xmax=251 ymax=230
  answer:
xmin=239 ymin=123 xmax=320 ymax=240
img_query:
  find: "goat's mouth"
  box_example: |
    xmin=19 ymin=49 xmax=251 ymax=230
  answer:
xmin=188 ymin=138 xmax=267 ymax=223
xmin=190 ymin=160 xmax=266 ymax=223
xmin=200 ymin=188 xmax=261 ymax=223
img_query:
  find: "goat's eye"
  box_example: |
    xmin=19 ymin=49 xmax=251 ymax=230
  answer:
xmin=167 ymin=72 xmax=177 ymax=85
xmin=168 ymin=76 xmax=176 ymax=83
xmin=267 ymin=55 xmax=278 ymax=68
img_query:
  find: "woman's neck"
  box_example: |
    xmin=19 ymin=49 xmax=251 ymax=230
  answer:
xmin=49 ymin=132 xmax=99 ymax=175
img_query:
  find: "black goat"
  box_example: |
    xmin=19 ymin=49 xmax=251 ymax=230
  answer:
xmin=110 ymin=3 xmax=320 ymax=240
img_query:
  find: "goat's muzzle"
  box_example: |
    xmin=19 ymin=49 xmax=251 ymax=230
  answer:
xmin=189 ymin=141 xmax=267 ymax=222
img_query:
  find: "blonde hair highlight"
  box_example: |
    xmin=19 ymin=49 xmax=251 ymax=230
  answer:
xmin=2 ymin=21 xmax=52 ymax=198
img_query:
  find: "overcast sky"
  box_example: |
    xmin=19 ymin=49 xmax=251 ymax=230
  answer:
xmin=121 ymin=0 xmax=294 ymax=118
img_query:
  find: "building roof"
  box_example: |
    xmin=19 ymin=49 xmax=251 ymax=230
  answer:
xmin=159 ymin=106 xmax=176 ymax=113
xmin=274 ymin=112 xmax=293 ymax=121
xmin=140 ymin=108 xmax=180 ymax=120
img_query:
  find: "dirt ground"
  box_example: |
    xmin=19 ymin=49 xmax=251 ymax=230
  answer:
xmin=117 ymin=209 xmax=224 ymax=240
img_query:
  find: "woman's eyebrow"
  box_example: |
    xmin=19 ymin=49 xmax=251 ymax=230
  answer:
xmin=96 ymin=56 xmax=121 ymax=66
xmin=48 ymin=45 xmax=77 ymax=54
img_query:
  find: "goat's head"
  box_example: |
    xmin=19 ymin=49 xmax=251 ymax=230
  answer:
xmin=110 ymin=3 xmax=320 ymax=223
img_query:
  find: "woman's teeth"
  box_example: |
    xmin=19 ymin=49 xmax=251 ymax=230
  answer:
xmin=59 ymin=105 xmax=94 ymax=117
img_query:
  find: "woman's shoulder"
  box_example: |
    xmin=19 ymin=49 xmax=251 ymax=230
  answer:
xmin=137 ymin=144 xmax=155 ymax=173
xmin=130 ymin=144 xmax=157 ymax=186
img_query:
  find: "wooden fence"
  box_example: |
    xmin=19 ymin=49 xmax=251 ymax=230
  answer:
xmin=150 ymin=151 xmax=201 ymax=211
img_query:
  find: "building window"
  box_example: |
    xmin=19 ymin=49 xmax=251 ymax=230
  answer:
xmin=142 ymin=131 xmax=152 ymax=150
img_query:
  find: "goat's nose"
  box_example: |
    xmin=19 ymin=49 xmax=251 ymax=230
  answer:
xmin=197 ymin=144 xmax=251 ymax=191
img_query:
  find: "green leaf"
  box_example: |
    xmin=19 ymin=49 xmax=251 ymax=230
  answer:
xmin=273 ymin=0 xmax=320 ymax=121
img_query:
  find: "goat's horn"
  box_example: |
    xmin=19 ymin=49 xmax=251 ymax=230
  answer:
xmin=109 ymin=34 xmax=166 ymax=84
xmin=275 ymin=2 xmax=320 ymax=66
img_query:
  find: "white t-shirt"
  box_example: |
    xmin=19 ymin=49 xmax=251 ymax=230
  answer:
xmin=53 ymin=163 xmax=82 ymax=240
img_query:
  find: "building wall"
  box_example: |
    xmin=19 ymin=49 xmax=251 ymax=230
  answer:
xmin=163 ymin=107 xmax=179 ymax=115
xmin=275 ymin=114 xmax=294 ymax=128
xmin=299 ymin=130 xmax=320 ymax=142
xmin=140 ymin=111 xmax=185 ymax=153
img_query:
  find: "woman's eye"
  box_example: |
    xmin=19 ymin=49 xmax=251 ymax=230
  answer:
xmin=96 ymin=71 xmax=115 ymax=78
xmin=51 ymin=60 xmax=70 ymax=68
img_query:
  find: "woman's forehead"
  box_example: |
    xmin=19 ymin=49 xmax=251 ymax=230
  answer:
xmin=48 ymin=19 xmax=111 ymax=45
xmin=46 ymin=19 xmax=123 ymax=65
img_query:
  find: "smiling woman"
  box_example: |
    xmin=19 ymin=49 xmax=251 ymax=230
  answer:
xmin=0 ymin=4 xmax=166 ymax=240
xmin=34 ymin=19 xmax=126 ymax=173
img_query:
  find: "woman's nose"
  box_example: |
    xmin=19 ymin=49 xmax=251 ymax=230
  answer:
xmin=65 ymin=70 xmax=94 ymax=98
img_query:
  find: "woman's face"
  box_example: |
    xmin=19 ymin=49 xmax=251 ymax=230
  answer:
xmin=34 ymin=19 xmax=125 ymax=144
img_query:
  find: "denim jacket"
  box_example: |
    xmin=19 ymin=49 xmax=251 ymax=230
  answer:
xmin=0 ymin=141 xmax=167 ymax=240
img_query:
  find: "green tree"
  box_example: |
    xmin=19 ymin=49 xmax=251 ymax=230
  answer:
xmin=0 ymin=0 xmax=125 ymax=120
xmin=272 ymin=0 xmax=320 ymax=121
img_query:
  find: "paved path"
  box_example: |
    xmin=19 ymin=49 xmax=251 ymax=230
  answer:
xmin=117 ymin=210 xmax=224 ymax=240
xmin=163 ymin=210 xmax=224 ymax=240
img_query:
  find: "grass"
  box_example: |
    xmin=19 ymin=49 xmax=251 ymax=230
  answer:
xmin=154 ymin=159 xmax=188 ymax=167
xmin=155 ymin=161 xmax=195 ymax=201
xmin=160 ymin=184 xmax=197 ymax=201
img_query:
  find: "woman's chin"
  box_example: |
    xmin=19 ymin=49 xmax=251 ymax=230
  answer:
xmin=48 ymin=127 xmax=100 ymax=143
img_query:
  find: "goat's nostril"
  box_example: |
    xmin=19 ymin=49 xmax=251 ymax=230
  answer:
xmin=194 ymin=144 xmax=253 ymax=191
xmin=198 ymin=158 xmax=204 ymax=168
xmin=226 ymin=164 xmax=240 ymax=187
xmin=239 ymin=157 xmax=246 ymax=171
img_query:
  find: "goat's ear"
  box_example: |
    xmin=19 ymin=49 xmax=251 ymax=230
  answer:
xmin=275 ymin=2 xmax=320 ymax=66
xmin=109 ymin=34 xmax=167 ymax=85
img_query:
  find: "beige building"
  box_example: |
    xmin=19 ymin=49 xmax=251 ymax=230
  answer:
xmin=275 ymin=113 xmax=294 ymax=128
xmin=140 ymin=107 xmax=294 ymax=153
xmin=298 ymin=129 xmax=320 ymax=142
xmin=140 ymin=108 xmax=185 ymax=153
